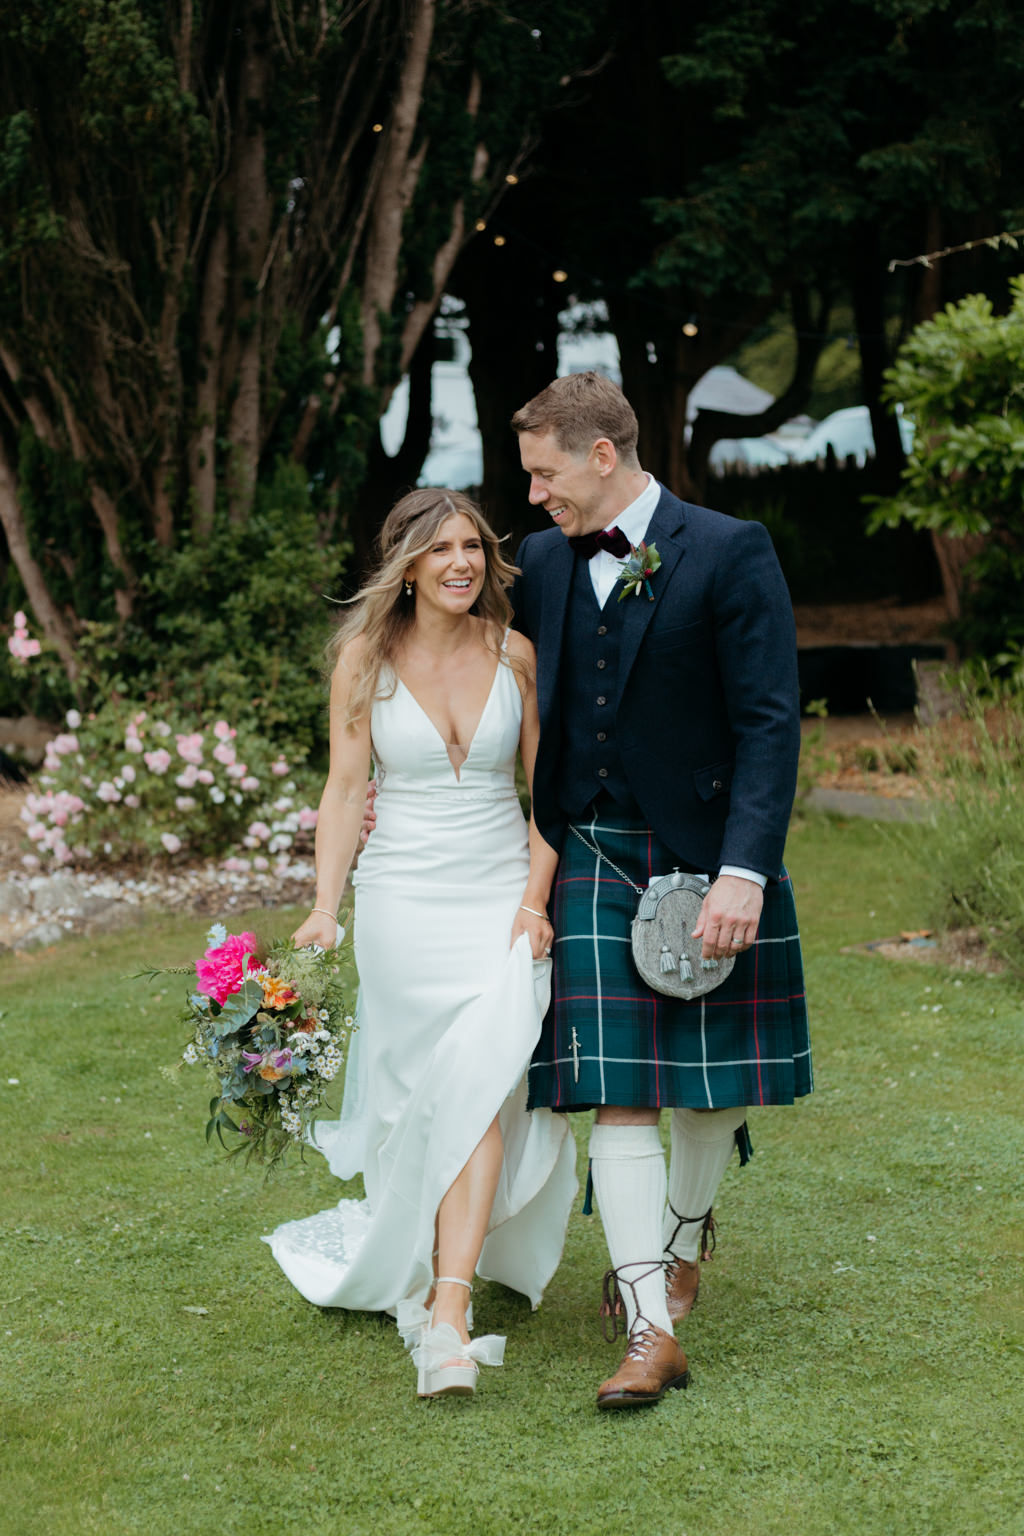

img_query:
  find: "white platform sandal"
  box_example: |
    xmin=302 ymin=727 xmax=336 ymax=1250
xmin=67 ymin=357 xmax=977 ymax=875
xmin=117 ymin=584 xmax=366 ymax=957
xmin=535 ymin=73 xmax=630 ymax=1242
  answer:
xmin=399 ymin=1278 xmax=505 ymax=1399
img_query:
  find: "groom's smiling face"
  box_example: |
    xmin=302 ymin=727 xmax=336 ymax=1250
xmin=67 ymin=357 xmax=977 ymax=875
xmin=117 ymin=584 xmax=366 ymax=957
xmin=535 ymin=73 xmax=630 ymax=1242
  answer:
xmin=518 ymin=429 xmax=610 ymax=538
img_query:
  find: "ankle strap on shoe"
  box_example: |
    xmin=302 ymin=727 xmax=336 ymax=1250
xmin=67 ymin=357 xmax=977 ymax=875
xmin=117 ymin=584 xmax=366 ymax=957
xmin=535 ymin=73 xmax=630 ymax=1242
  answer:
xmin=663 ymin=1201 xmax=717 ymax=1263
xmin=599 ymin=1261 xmax=664 ymax=1344
xmin=435 ymin=1275 xmax=473 ymax=1291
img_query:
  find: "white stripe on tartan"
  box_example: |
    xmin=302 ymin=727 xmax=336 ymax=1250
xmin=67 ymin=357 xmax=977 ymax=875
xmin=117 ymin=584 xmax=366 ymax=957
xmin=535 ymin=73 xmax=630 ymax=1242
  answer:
xmin=555 ymin=930 xmax=802 ymax=946
xmin=534 ymin=1049 xmax=811 ymax=1070
xmin=700 ymin=996 xmax=712 ymax=1105
xmin=586 ymin=806 xmax=607 ymax=1102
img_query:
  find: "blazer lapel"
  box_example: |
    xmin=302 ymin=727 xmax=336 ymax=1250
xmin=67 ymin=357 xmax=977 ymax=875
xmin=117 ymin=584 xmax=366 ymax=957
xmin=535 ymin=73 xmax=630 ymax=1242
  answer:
xmin=617 ymin=488 xmax=688 ymax=697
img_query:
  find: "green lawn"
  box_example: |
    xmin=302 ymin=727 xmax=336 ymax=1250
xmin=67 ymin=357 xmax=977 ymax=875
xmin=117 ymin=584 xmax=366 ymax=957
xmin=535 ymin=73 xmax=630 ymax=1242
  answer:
xmin=2 ymin=814 xmax=1022 ymax=1536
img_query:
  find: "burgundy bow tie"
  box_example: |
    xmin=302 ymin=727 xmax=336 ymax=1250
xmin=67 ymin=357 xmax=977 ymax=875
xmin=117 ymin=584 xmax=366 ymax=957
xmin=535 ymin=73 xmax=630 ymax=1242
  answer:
xmin=569 ymin=526 xmax=632 ymax=560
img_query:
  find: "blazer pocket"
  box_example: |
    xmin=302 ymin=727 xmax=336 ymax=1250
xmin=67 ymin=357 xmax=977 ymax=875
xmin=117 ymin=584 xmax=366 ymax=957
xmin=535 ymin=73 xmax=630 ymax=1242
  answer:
xmin=645 ymin=619 xmax=707 ymax=653
xmin=693 ymin=759 xmax=734 ymax=801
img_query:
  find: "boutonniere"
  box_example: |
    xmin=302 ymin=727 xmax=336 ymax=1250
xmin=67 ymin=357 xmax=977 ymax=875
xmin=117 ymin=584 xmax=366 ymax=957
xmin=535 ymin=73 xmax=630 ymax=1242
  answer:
xmin=616 ymin=541 xmax=662 ymax=602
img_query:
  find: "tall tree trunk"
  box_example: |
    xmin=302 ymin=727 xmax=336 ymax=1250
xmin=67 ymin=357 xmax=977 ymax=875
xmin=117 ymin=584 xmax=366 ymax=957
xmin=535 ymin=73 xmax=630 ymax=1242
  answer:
xmin=360 ymin=0 xmax=436 ymax=387
xmin=190 ymin=219 xmax=229 ymax=536
xmin=0 ymin=441 xmax=78 ymax=677
xmin=226 ymin=37 xmax=273 ymax=525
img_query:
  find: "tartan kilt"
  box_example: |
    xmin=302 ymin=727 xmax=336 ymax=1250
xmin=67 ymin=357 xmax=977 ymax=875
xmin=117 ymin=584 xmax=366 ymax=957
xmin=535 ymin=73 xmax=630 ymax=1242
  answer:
xmin=527 ymin=806 xmax=813 ymax=1112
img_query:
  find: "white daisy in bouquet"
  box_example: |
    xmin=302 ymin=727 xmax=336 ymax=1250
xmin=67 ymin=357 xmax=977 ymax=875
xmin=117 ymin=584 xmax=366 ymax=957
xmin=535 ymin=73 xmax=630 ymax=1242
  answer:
xmin=156 ymin=921 xmax=354 ymax=1170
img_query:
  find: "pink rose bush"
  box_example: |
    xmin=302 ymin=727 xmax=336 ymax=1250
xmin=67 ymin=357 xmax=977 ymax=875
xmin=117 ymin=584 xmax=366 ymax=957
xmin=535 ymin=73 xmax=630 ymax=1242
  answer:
xmin=19 ymin=701 xmax=321 ymax=867
xmin=7 ymin=611 xmax=41 ymax=662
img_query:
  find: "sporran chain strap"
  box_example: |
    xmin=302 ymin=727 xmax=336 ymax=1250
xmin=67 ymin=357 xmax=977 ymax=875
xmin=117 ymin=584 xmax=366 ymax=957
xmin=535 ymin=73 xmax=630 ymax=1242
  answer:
xmin=568 ymin=823 xmax=644 ymax=896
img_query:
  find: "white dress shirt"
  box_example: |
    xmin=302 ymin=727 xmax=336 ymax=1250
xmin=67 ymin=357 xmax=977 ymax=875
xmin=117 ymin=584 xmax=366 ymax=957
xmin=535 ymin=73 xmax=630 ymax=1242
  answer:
xmin=590 ymin=476 xmax=766 ymax=891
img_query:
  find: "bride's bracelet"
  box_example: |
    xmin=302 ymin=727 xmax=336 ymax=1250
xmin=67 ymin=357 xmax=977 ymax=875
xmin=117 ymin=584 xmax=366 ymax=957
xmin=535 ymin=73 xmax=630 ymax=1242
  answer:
xmin=519 ymin=904 xmax=549 ymax=921
xmin=311 ymin=906 xmax=338 ymax=921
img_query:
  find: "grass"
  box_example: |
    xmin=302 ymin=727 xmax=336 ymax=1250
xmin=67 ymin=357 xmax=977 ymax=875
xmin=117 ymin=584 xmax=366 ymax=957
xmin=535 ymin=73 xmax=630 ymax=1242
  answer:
xmin=2 ymin=814 xmax=1022 ymax=1536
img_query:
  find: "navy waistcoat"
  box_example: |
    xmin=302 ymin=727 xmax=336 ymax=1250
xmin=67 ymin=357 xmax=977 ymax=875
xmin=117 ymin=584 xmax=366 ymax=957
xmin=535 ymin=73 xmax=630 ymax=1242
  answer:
xmin=557 ymin=555 xmax=640 ymax=818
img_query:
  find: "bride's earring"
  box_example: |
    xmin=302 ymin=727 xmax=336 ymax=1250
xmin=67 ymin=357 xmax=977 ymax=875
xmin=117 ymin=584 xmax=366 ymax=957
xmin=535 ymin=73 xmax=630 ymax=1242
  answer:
xmin=404 ymin=578 xmax=414 ymax=597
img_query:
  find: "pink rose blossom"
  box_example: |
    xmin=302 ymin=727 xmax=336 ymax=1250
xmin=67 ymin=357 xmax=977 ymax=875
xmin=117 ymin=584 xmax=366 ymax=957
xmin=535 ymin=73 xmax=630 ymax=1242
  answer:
xmin=298 ymin=807 xmax=319 ymax=830
xmin=66 ymin=709 xmax=82 ymax=729
xmin=252 ymin=855 xmax=269 ymax=871
xmin=144 ymin=749 xmax=173 ymax=774
xmin=121 ymin=765 xmax=136 ymax=783
xmin=97 ymin=782 xmax=121 ymax=803
xmin=176 ymin=764 xmax=200 ymax=789
xmin=175 ymin=795 xmax=197 ymax=811
xmin=14 ymin=610 xmax=26 ymax=627
xmin=213 ymin=720 xmax=236 ymax=741
xmin=226 ymin=762 xmax=247 ymax=780
xmin=153 ymin=721 xmax=172 ymax=738
xmin=160 ymin=832 xmax=183 ymax=854
xmin=221 ymin=857 xmax=250 ymax=872
xmin=213 ymin=742 xmax=237 ymax=767
xmin=197 ymin=769 xmax=214 ymax=785
xmin=195 ymin=930 xmax=258 ymax=1005
xmin=270 ymin=757 xmax=290 ymax=777
xmin=176 ymin=732 xmax=205 ymax=765
xmin=125 ymin=735 xmax=144 ymax=754
xmin=241 ymin=776 xmax=260 ymax=792
xmin=53 ymin=733 xmax=79 ymax=755
xmin=247 ymin=821 xmax=271 ymax=842
xmin=124 ymin=794 xmax=141 ymax=809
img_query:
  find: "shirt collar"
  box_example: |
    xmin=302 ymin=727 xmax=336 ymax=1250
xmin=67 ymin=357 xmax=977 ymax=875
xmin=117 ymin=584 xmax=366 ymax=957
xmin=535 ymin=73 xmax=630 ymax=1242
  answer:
xmin=606 ymin=473 xmax=659 ymax=548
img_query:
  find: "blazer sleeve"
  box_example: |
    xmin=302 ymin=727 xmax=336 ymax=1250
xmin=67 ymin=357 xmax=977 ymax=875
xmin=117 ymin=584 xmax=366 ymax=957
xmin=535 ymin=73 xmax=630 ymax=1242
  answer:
xmin=712 ymin=519 xmax=801 ymax=874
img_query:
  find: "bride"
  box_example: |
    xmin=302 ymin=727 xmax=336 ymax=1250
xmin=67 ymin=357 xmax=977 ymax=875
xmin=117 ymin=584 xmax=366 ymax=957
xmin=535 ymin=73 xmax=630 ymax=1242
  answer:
xmin=263 ymin=488 xmax=577 ymax=1399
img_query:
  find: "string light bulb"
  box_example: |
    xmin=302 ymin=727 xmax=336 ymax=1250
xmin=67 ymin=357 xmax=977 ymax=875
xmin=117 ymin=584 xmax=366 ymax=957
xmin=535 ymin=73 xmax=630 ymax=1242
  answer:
xmin=552 ymin=269 xmax=568 ymax=283
xmin=474 ymin=219 xmax=487 ymax=231
xmin=682 ymin=315 xmax=699 ymax=337
xmin=505 ymin=173 xmax=519 ymax=185
xmin=372 ymin=123 xmax=383 ymax=133
xmin=493 ymin=235 xmax=506 ymax=247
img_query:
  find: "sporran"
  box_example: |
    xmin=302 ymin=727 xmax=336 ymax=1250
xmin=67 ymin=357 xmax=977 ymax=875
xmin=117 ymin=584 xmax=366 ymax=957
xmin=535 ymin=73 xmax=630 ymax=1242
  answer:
xmin=568 ymin=826 xmax=736 ymax=1000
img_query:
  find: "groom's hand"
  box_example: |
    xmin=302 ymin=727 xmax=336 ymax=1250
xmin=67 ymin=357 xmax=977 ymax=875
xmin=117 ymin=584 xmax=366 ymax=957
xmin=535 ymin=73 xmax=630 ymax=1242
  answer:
xmin=359 ymin=779 xmax=377 ymax=844
xmin=692 ymin=874 xmax=763 ymax=961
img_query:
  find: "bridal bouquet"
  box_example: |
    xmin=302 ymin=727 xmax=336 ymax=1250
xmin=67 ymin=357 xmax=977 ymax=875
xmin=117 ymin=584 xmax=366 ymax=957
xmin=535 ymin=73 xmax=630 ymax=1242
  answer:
xmin=156 ymin=922 xmax=354 ymax=1171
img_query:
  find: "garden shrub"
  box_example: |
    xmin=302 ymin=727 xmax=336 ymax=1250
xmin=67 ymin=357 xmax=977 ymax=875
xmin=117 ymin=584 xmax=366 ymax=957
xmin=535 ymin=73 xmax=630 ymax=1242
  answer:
xmin=1 ymin=462 xmax=345 ymax=762
xmin=21 ymin=700 xmax=322 ymax=870
xmin=888 ymin=669 xmax=1024 ymax=972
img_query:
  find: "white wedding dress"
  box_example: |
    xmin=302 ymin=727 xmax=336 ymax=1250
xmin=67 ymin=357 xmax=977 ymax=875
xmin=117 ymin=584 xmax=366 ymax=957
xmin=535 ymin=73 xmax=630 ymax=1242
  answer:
xmin=262 ymin=648 xmax=577 ymax=1314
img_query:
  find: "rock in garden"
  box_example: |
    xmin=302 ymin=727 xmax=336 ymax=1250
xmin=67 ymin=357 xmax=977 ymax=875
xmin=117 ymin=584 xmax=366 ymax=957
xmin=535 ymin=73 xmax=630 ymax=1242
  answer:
xmin=0 ymin=880 xmax=25 ymax=918
xmin=16 ymin=920 xmax=66 ymax=950
xmin=31 ymin=876 xmax=84 ymax=915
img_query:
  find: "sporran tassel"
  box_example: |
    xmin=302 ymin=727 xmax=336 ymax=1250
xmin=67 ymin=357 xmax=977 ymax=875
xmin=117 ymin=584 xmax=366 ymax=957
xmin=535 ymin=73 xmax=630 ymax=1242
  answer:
xmin=659 ymin=945 xmax=676 ymax=974
xmin=679 ymin=955 xmax=693 ymax=981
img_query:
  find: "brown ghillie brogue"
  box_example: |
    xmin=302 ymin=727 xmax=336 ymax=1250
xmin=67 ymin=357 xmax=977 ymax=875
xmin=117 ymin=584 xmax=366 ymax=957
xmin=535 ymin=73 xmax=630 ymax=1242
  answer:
xmin=597 ymin=1321 xmax=690 ymax=1409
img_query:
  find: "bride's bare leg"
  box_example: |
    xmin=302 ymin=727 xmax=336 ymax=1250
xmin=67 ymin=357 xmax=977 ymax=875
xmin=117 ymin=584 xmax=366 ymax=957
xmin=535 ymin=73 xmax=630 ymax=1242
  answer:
xmin=433 ymin=1114 xmax=503 ymax=1343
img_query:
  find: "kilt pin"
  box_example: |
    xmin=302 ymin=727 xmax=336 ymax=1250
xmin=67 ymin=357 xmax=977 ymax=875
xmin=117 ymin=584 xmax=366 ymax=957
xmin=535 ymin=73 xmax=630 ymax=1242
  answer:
xmin=511 ymin=484 xmax=813 ymax=1115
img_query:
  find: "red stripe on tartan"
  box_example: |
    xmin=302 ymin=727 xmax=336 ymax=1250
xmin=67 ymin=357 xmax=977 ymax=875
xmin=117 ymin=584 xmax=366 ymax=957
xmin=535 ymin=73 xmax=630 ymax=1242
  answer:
xmin=752 ymin=915 xmax=764 ymax=1103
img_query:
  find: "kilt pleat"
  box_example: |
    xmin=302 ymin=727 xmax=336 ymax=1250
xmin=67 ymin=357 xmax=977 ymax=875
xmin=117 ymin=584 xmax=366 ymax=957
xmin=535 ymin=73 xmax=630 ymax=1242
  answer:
xmin=527 ymin=807 xmax=813 ymax=1111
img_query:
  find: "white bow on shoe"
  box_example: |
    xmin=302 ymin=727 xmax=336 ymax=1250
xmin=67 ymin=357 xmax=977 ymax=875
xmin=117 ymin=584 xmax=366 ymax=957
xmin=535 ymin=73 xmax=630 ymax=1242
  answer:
xmin=411 ymin=1321 xmax=506 ymax=1398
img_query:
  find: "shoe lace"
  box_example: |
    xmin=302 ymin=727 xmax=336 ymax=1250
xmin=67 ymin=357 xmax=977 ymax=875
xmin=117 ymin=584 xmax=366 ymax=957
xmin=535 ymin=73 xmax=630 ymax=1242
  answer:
xmin=599 ymin=1260 xmax=665 ymax=1344
xmin=663 ymin=1200 xmax=717 ymax=1264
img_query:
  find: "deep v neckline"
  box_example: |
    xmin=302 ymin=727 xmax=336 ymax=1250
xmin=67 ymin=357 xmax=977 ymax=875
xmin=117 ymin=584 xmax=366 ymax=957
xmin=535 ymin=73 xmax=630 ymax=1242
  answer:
xmin=395 ymin=660 xmax=503 ymax=782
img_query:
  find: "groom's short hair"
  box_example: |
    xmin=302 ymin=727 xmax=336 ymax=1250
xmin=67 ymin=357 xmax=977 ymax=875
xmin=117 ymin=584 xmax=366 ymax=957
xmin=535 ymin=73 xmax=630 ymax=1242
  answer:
xmin=511 ymin=371 xmax=640 ymax=465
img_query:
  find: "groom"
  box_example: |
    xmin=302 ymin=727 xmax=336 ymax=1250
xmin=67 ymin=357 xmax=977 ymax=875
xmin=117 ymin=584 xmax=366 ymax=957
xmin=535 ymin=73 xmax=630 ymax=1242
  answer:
xmin=509 ymin=371 xmax=811 ymax=1409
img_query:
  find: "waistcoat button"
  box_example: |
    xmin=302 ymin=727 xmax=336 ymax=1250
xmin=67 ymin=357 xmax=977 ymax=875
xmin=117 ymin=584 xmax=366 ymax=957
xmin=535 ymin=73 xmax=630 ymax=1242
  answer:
xmin=596 ymin=695 xmax=607 ymax=706
xmin=596 ymin=731 xmax=607 ymax=742
xmin=596 ymin=659 xmax=606 ymax=669
xmin=712 ymin=779 xmax=723 ymax=791
xmin=597 ymin=768 xmax=609 ymax=778
xmin=597 ymin=625 xmax=607 ymax=636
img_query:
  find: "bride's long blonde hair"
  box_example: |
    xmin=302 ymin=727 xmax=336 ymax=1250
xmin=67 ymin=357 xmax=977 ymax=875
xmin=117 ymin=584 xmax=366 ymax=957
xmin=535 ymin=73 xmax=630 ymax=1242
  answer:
xmin=327 ymin=488 xmax=522 ymax=731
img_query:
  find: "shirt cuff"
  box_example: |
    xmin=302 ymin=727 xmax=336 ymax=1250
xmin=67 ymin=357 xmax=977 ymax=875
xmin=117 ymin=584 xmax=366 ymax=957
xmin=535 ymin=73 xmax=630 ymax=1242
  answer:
xmin=719 ymin=865 xmax=767 ymax=890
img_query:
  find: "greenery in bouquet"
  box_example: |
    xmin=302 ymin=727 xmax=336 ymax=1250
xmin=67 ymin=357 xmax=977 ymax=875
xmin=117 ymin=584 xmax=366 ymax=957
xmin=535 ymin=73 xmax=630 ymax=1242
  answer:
xmin=160 ymin=924 xmax=355 ymax=1171
xmin=18 ymin=701 xmax=322 ymax=869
